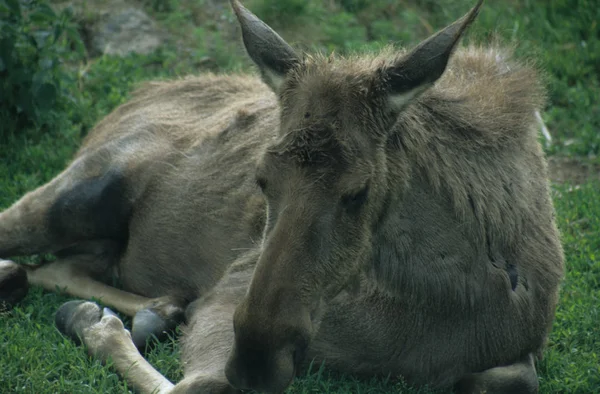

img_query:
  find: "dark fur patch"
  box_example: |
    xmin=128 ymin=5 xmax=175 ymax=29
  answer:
xmin=47 ymin=170 xmax=131 ymax=241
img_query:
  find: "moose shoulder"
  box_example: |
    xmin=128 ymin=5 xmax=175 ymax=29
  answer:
xmin=0 ymin=1 xmax=563 ymax=393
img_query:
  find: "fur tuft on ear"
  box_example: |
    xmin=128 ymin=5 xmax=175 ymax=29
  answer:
xmin=231 ymin=0 xmax=300 ymax=92
xmin=383 ymin=0 xmax=484 ymax=111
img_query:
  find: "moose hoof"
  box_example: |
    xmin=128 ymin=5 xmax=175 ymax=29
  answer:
xmin=131 ymin=297 xmax=186 ymax=349
xmin=0 ymin=259 xmax=29 ymax=312
xmin=55 ymin=300 xmax=103 ymax=345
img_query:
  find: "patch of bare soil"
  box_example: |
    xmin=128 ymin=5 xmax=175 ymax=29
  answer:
xmin=547 ymin=156 xmax=600 ymax=185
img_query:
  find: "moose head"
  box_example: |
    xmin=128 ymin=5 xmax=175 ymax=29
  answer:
xmin=225 ymin=1 xmax=484 ymax=392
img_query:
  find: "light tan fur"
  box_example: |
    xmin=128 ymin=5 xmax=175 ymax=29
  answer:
xmin=0 ymin=1 xmax=563 ymax=393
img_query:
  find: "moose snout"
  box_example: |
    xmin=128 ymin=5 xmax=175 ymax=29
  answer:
xmin=225 ymin=339 xmax=304 ymax=393
xmin=225 ymin=297 xmax=312 ymax=393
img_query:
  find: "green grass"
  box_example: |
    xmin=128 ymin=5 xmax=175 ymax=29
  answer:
xmin=1 ymin=0 xmax=599 ymax=393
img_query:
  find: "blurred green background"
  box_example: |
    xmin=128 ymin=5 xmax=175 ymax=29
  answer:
xmin=1 ymin=0 xmax=599 ymax=393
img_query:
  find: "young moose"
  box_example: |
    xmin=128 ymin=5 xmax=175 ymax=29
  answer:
xmin=0 ymin=0 xmax=564 ymax=393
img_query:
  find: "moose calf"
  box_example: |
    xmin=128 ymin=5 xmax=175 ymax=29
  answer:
xmin=0 ymin=1 xmax=563 ymax=393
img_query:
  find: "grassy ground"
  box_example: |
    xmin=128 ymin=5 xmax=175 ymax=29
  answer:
xmin=1 ymin=0 xmax=599 ymax=393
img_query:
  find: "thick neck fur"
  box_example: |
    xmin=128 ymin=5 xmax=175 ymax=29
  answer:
xmin=366 ymin=46 xmax=553 ymax=305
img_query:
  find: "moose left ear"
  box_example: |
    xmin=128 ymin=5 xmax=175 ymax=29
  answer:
xmin=231 ymin=0 xmax=300 ymax=93
xmin=384 ymin=0 xmax=484 ymax=111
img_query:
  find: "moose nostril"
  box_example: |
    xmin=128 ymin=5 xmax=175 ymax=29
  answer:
xmin=293 ymin=341 xmax=308 ymax=368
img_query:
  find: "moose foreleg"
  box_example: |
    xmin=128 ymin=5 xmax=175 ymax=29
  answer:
xmin=56 ymin=301 xmax=176 ymax=394
xmin=56 ymin=298 xmax=241 ymax=394
xmin=167 ymin=252 xmax=260 ymax=394
xmin=28 ymin=259 xmax=186 ymax=348
xmin=55 ymin=249 xmax=258 ymax=394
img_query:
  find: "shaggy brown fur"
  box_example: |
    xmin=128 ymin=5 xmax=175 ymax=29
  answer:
xmin=0 ymin=1 xmax=563 ymax=393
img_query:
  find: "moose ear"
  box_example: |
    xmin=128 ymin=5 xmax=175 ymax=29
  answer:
xmin=383 ymin=0 xmax=483 ymax=111
xmin=231 ymin=0 xmax=300 ymax=92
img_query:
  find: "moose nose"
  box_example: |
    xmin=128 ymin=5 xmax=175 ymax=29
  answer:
xmin=224 ymin=339 xmax=302 ymax=393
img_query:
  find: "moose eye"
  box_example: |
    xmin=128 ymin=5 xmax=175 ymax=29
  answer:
xmin=341 ymin=184 xmax=369 ymax=212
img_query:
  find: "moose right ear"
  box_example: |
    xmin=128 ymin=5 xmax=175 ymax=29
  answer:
xmin=383 ymin=0 xmax=483 ymax=112
xmin=231 ymin=0 xmax=300 ymax=93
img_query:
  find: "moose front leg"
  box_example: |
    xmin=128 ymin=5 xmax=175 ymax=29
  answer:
xmin=56 ymin=301 xmax=176 ymax=394
xmin=56 ymin=299 xmax=240 ymax=394
xmin=56 ymin=250 xmax=258 ymax=394
xmin=171 ymin=298 xmax=241 ymax=394
xmin=169 ymin=256 xmax=259 ymax=394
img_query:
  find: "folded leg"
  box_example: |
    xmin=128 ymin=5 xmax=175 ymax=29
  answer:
xmin=1 ymin=240 xmax=186 ymax=348
xmin=56 ymin=301 xmax=175 ymax=394
xmin=55 ymin=249 xmax=259 ymax=393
